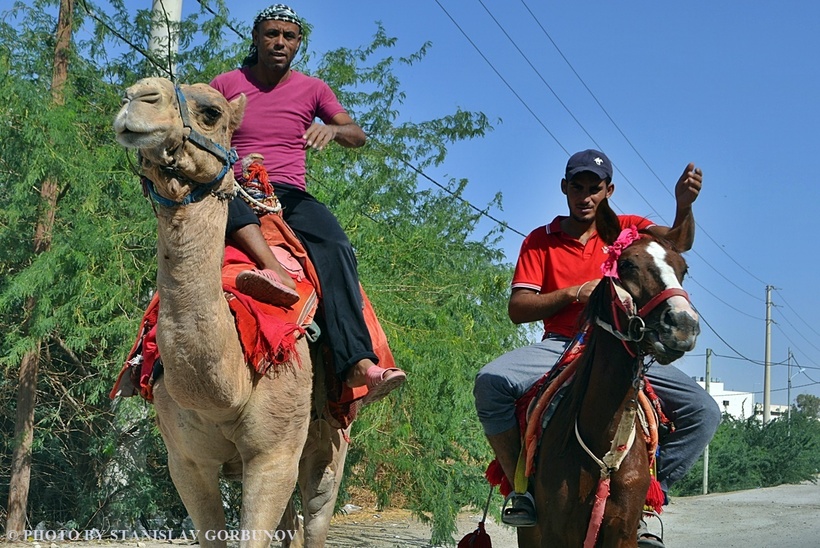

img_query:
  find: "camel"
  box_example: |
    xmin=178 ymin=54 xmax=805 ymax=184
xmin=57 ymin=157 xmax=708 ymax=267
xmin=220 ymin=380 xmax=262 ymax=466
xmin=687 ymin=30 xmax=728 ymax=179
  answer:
xmin=114 ymin=77 xmax=348 ymax=548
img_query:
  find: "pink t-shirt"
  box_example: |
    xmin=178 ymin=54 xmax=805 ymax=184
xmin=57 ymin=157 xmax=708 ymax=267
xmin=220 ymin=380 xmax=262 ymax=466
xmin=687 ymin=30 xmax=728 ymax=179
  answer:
xmin=210 ymin=68 xmax=346 ymax=191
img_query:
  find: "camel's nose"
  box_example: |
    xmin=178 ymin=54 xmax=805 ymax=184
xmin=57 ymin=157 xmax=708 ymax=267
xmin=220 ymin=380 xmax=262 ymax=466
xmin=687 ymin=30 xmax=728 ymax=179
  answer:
xmin=125 ymin=87 xmax=162 ymax=105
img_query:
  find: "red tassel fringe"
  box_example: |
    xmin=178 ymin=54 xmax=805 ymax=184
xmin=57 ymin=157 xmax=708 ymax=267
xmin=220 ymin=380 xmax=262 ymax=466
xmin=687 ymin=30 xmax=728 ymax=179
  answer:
xmin=645 ymin=477 xmax=665 ymax=514
xmin=484 ymin=460 xmax=512 ymax=498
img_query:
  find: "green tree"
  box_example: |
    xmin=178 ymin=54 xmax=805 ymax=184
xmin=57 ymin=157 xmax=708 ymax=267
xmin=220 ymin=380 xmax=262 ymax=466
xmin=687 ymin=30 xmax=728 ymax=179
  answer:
xmin=795 ymin=394 xmax=820 ymax=419
xmin=670 ymin=413 xmax=820 ymax=497
xmin=0 ymin=0 xmax=175 ymax=531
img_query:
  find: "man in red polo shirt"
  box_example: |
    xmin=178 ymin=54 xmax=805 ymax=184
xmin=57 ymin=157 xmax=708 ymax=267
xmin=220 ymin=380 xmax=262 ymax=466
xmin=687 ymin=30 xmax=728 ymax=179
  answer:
xmin=474 ymin=150 xmax=720 ymax=546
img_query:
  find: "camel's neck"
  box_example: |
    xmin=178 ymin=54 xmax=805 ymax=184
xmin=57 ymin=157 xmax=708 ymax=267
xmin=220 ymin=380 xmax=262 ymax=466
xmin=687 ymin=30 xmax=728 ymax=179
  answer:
xmin=154 ymin=197 xmax=249 ymax=410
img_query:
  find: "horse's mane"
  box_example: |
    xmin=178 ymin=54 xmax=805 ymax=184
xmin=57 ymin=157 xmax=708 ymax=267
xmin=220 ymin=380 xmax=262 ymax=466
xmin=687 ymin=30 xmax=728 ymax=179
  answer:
xmin=552 ymin=278 xmax=616 ymax=452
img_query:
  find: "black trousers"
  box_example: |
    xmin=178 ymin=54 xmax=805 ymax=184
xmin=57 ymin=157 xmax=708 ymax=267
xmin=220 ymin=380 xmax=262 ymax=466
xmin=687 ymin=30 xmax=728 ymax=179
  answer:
xmin=228 ymin=186 xmax=378 ymax=377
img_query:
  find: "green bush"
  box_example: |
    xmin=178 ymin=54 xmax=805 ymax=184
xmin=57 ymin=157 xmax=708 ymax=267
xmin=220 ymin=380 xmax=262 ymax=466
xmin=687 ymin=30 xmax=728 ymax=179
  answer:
xmin=670 ymin=410 xmax=820 ymax=497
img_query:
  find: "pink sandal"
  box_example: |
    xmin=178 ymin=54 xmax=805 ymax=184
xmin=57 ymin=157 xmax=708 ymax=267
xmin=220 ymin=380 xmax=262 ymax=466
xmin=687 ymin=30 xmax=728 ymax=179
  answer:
xmin=236 ymin=268 xmax=300 ymax=307
xmin=362 ymin=366 xmax=406 ymax=405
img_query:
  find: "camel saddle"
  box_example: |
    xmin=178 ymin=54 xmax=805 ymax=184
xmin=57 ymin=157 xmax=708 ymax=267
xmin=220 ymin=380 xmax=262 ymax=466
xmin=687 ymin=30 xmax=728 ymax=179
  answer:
xmin=110 ymin=211 xmax=395 ymax=430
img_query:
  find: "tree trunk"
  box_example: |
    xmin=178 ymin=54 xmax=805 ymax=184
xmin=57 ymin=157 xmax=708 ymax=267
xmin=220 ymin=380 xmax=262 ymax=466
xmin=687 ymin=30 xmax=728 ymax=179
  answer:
xmin=4 ymin=0 xmax=72 ymax=539
xmin=5 ymin=339 xmax=41 ymax=540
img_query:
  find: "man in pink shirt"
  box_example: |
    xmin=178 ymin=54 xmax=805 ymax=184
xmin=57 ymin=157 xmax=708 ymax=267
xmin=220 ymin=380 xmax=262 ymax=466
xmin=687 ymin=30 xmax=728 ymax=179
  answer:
xmin=212 ymin=4 xmax=405 ymax=404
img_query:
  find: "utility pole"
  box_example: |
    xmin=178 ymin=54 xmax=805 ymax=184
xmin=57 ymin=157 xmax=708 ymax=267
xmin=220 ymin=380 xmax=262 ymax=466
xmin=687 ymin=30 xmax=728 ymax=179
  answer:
xmin=702 ymin=348 xmax=711 ymax=495
xmin=150 ymin=0 xmax=183 ymax=79
xmin=763 ymin=285 xmax=773 ymax=424
xmin=787 ymin=348 xmax=793 ymax=424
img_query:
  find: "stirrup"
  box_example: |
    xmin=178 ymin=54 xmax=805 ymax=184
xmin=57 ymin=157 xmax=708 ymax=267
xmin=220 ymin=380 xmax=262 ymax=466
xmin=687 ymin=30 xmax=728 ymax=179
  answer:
xmin=501 ymin=491 xmax=537 ymax=527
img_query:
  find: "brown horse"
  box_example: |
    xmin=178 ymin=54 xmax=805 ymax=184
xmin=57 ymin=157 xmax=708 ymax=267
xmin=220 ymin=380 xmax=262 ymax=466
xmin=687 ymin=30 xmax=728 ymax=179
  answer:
xmin=518 ymin=204 xmax=699 ymax=548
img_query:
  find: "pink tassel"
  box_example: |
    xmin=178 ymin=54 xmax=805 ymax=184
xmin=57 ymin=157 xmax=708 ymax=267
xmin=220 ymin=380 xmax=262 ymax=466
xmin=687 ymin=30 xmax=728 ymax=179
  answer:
xmin=584 ymin=477 xmax=610 ymax=548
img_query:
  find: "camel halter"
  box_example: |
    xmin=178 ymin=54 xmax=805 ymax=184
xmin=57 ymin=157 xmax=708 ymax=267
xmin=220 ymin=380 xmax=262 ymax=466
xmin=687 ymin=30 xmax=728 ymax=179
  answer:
xmin=141 ymin=85 xmax=239 ymax=208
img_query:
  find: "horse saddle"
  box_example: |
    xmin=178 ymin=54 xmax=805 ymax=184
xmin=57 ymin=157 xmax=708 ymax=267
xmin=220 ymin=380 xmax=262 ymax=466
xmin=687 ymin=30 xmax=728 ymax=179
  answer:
xmin=486 ymin=327 xmax=672 ymax=513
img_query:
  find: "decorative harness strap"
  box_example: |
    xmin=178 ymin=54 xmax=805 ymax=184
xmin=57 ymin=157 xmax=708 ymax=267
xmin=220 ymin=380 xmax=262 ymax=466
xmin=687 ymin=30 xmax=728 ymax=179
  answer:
xmin=579 ymin=395 xmax=640 ymax=548
xmin=579 ymin=227 xmax=693 ymax=547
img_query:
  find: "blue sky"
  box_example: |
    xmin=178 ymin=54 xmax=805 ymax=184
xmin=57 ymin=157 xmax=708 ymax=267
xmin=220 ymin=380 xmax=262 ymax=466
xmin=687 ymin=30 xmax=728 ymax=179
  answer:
xmin=34 ymin=0 xmax=820 ymax=405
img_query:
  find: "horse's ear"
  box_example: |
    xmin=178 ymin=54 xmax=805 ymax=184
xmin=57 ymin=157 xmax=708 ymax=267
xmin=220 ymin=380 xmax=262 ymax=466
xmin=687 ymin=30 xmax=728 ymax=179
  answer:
xmin=596 ymin=198 xmax=621 ymax=245
xmin=657 ymin=214 xmax=695 ymax=252
xmin=229 ymin=94 xmax=247 ymax=133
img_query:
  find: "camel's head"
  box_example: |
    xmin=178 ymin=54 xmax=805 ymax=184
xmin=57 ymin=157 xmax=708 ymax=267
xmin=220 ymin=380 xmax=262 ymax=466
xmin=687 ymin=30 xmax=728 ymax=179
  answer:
xmin=113 ymin=77 xmax=247 ymax=204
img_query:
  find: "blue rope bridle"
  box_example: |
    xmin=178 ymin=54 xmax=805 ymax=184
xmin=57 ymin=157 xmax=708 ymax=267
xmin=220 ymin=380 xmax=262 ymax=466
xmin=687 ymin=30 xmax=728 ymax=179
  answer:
xmin=141 ymin=85 xmax=239 ymax=208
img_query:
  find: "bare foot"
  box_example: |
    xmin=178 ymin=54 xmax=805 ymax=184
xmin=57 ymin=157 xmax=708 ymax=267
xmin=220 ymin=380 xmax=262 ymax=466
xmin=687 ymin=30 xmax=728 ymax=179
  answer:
xmin=345 ymin=359 xmax=376 ymax=388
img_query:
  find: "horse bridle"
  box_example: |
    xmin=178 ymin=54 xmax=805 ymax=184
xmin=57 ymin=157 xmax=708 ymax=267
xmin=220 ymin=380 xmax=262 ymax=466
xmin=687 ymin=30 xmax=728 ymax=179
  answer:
xmin=577 ymin=277 xmax=690 ymax=546
xmin=141 ymin=85 xmax=239 ymax=208
xmin=595 ymin=277 xmax=691 ymax=359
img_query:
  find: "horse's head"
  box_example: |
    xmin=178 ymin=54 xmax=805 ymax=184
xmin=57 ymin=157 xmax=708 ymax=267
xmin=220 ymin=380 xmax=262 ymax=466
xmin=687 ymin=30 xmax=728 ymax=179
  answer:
xmin=589 ymin=200 xmax=700 ymax=364
xmin=113 ymin=77 xmax=246 ymax=205
xmin=615 ymin=233 xmax=700 ymax=363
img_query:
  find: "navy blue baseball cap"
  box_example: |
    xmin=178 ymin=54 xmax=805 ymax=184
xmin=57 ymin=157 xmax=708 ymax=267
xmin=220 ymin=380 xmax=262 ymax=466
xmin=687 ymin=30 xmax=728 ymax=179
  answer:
xmin=565 ymin=149 xmax=613 ymax=181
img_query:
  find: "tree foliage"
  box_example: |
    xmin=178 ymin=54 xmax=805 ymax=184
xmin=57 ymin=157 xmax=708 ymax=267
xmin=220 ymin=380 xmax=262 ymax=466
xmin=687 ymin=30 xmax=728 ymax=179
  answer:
xmin=4 ymin=1 xmax=820 ymax=544
xmin=796 ymin=394 xmax=820 ymax=419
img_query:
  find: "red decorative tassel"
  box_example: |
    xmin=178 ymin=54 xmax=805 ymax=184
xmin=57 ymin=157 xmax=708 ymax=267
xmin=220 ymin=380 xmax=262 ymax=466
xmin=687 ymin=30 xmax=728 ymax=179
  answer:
xmin=645 ymin=477 xmax=665 ymax=514
xmin=458 ymin=521 xmax=492 ymax=548
xmin=484 ymin=460 xmax=512 ymax=497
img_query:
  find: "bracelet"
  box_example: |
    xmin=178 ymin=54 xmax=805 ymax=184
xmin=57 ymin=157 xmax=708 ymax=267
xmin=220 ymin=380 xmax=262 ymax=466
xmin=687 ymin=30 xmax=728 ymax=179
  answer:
xmin=575 ymin=282 xmax=589 ymax=303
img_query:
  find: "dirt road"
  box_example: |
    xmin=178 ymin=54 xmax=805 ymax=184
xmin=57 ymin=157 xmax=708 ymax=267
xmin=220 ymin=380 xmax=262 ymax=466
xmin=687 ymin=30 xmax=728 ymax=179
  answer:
xmin=326 ymin=480 xmax=820 ymax=547
xmin=13 ymin=481 xmax=819 ymax=547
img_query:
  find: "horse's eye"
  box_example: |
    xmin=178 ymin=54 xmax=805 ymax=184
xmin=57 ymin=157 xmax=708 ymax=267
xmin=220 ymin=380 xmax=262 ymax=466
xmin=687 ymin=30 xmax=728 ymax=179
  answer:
xmin=619 ymin=259 xmax=638 ymax=274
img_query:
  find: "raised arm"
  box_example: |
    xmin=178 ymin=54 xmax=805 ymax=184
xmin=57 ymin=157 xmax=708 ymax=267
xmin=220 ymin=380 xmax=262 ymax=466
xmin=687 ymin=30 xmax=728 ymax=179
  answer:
xmin=647 ymin=162 xmax=702 ymax=251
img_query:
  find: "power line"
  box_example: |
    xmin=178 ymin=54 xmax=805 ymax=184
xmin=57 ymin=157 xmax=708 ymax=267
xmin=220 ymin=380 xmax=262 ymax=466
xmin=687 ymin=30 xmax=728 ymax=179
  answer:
xmin=465 ymin=0 xmax=767 ymax=305
xmin=77 ymin=0 xmax=173 ymax=78
xmin=518 ymin=0 xmax=770 ymax=290
xmin=792 ymin=355 xmax=820 ymax=385
xmin=774 ymin=288 xmax=820 ymax=338
xmin=695 ymin=305 xmax=766 ymax=364
xmin=772 ymin=306 xmax=820 ymax=354
xmin=687 ymin=275 xmax=762 ymax=320
xmin=474 ymin=0 xmax=665 ymax=223
xmin=431 ymin=0 xmax=567 ymax=155
xmin=370 ymin=139 xmax=528 ymax=238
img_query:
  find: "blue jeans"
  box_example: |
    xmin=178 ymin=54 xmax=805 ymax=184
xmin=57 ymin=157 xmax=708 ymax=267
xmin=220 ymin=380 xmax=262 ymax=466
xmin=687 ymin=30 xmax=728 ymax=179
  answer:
xmin=474 ymin=337 xmax=721 ymax=492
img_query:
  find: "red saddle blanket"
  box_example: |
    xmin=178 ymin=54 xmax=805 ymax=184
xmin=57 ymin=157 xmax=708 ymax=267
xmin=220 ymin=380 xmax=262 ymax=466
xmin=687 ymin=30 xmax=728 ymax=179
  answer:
xmin=110 ymin=213 xmax=395 ymax=430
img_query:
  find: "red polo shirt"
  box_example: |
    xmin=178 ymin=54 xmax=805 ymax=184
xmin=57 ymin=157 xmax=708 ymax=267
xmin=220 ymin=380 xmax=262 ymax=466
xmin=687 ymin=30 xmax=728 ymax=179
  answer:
xmin=512 ymin=215 xmax=654 ymax=338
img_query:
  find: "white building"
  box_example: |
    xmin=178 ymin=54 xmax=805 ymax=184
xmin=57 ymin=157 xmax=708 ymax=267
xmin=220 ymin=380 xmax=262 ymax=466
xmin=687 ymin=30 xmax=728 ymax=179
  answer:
xmin=694 ymin=378 xmax=755 ymax=420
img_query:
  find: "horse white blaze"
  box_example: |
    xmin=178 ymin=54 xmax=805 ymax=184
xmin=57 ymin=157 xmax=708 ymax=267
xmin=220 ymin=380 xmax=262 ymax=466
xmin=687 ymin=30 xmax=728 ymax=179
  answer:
xmin=645 ymin=242 xmax=698 ymax=321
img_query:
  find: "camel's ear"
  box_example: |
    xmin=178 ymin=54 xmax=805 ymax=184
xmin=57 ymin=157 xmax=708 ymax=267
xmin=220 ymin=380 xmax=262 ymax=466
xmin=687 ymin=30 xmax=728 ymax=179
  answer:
xmin=596 ymin=198 xmax=621 ymax=245
xmin=229 ymin=94 xmax=247 ymax=133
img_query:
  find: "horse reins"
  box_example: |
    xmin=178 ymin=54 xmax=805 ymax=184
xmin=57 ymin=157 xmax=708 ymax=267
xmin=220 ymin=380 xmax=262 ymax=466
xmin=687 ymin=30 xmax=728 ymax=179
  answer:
xmin=578 ymin=277 xmax=689 ymax=547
